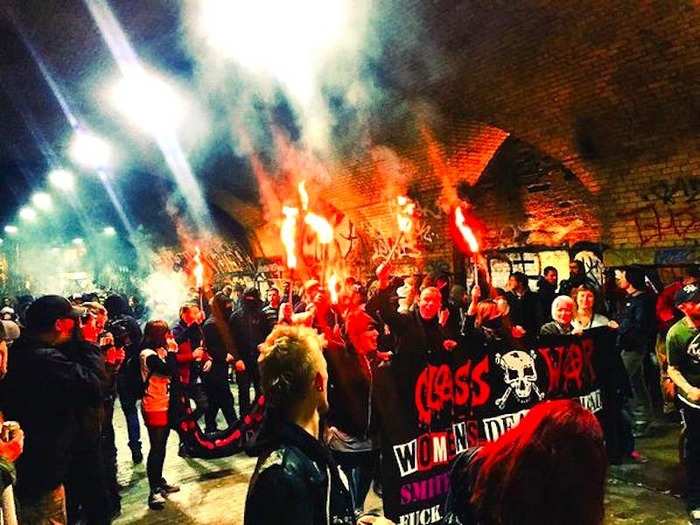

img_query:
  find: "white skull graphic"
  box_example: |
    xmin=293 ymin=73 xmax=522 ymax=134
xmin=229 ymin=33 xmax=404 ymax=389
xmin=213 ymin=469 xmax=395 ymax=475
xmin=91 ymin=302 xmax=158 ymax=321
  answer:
xmin=494 ymin=350 xmax=544 ymax=409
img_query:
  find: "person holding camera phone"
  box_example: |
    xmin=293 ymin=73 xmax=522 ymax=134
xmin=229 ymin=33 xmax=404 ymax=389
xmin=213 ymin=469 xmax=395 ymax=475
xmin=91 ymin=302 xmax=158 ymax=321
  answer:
xmin=81 ymin=302 xmax=125 ymax=520
xmin=0 ymin=296 xmax=103 ymax=525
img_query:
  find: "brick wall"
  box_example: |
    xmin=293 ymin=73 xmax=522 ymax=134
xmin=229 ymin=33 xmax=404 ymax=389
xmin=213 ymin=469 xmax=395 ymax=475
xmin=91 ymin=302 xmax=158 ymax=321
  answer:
xmin=219 ymin=0 xmax=700 ymax=277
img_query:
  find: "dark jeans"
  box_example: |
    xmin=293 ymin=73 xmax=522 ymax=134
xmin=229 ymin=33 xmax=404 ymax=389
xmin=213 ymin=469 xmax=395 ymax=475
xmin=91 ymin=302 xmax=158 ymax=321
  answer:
xmin=101 ymin=400 xmax=120 ymax=513
xmin=682 ymin=404 xmax=700 ymax=510
xmin=332 ymin=450 xmax=378 ymax=515
xmin=146 ymin=426 xmax=170 ymax=493
xmin=66 ymin=448 xmax=110 ymax=525
xmin=236 ymin=361 xmax=261 ymax=416
xmin=117 ymin=388 xmax=142 ymax=451
xmin=18 ymin=485 xmax=67 ymax=525
xmin=204 ymin=375 xmax=238 ymax=432
xmin=621 ymin=350 xmax=653 ymax=425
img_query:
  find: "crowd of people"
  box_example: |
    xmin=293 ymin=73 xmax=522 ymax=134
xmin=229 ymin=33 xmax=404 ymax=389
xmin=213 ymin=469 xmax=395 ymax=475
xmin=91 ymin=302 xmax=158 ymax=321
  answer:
xmin=0 ymin=260 xmax=698 ymax=524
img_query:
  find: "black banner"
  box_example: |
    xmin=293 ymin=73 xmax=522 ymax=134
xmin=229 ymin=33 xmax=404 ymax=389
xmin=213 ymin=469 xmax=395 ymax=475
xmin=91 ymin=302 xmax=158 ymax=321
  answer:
xmin=373 ymin=328 xmax=614 ymax=524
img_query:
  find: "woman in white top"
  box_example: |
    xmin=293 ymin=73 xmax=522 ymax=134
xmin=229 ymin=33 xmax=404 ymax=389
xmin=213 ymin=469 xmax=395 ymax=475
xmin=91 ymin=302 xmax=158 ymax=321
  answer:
xmin=571 ymin=284 xmax=619 ymax=331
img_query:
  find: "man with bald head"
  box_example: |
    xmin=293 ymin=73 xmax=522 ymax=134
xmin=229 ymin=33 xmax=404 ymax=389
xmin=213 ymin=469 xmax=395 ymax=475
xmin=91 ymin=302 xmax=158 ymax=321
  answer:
xmin=375 ymin=263 xmax=457 ymax=362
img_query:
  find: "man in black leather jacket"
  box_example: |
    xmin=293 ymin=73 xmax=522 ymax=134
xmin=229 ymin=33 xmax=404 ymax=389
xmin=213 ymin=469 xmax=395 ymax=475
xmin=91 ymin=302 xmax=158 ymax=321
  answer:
xmin=245 ymin=324 xmax=370 ymax=525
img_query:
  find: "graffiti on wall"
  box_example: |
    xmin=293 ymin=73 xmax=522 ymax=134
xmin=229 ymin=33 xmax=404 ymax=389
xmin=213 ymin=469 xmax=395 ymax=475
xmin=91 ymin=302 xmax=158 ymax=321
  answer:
xmin=617 ymin=203 xmax=700 ymax=246
xmin=640 ymin=177 xmax=700 ymax=205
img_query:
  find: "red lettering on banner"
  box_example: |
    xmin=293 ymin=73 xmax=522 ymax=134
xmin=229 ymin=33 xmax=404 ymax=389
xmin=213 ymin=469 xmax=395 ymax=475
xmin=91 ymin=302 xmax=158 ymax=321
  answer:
xmin=415 ymin=357 xmax=492 ymax=425
xmin=539 ymin=345 xmax=565 ymax=392
xmin=539 ymin=340 xmax=596 ymax=394
xmin=470 ymin=356 xmax=491 ymax=406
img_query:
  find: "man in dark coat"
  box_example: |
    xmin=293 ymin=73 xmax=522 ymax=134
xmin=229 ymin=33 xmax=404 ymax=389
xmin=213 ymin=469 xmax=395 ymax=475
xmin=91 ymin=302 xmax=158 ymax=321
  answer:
xmin=0 ymin=296 xmax=104 ymax=524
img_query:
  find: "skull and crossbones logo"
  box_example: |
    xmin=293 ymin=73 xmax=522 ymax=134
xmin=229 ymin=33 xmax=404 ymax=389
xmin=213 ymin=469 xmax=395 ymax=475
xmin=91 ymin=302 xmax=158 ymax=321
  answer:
xmin=494 ymin=350 xmax=545 ymax=409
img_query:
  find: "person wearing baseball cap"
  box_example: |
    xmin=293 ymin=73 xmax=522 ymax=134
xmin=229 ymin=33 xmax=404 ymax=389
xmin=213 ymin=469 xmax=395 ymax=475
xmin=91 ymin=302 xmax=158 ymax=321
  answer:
xmin=667 ymin=283 xmax=700 ymax=524
xmin=0 ymin=295 xmax=103 ymax=524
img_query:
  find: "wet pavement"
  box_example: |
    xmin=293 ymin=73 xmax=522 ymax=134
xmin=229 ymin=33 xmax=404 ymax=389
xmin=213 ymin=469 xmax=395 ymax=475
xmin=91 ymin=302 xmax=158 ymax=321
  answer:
xmin=111 ymin=399 xmax=689 ymax=524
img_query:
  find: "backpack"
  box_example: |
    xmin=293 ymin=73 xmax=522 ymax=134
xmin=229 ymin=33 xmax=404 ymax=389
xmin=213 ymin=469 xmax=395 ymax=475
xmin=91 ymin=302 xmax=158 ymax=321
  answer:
xmin=122 ymin=352 xmax=153 ymax=399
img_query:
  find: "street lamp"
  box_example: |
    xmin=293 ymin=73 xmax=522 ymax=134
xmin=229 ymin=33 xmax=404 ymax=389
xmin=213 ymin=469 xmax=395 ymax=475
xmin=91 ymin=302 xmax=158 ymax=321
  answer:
xmin=72 ymin=238 xmax=84 ymax=245
xmin=109 ymin=67 xmax=186 ymax=134
xmin=32 ymin=192 xmax=53 ymax=211
xmin=19 ymin=207 xmax=37 ymax=222
xmin=69 ymin=131 xmax=112 ymax=170
xmin=48 ymin=169 xmax=76 ymax=192
xmin=103 ymin=226 xmax=116 ymax=236
xmin=3 ymin=226 xmax=17 ymax=235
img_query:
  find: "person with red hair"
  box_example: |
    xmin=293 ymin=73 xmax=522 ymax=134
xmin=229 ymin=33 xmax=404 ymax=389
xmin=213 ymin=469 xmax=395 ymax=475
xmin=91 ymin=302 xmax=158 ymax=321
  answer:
xmin=443 ymin=400 xmax=607 ymax=525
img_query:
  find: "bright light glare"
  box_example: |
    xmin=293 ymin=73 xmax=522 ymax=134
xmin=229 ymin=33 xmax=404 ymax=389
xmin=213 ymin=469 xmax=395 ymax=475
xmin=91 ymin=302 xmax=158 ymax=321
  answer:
xmin=109 ymin=67 xmax=186 ymax=133
xmin=198 ymin=0 xmax=350 ymax=102
xmin=4 ymin=225 xmax=18 ymax=235
xmin=19 ymin=207 xmax=37 ymax=222
xmin=72 ymin=238 xmax=84 ymax=245
xmin=103 ymin=226 xmax=116 ymax=236
xmin=69 ymin=131 xmax=112 ymax=169
xmin=32 ymin=192 xmax=53 ymax=211
xmin=49 ymin=169 xmax=76 ymax=191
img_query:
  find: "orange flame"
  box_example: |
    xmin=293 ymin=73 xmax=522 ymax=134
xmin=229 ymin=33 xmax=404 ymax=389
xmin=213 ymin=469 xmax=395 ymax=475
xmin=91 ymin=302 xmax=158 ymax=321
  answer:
xmin=281 ymin=206 xmax=299 ymax=269
xmin=328 ymin=274 xmax=339 ymax=304
xmin=304 ymin=212 xmax=334 ymax=244
xmin=454 ymin=206 xmax=480 ymax=253
xmin=396 ymin=195 xmax=415 ymax=234
xmin=193 ymin=246 xmax=204 ymax=289
xmin=298 ymin=181 xmax=309 ymax=211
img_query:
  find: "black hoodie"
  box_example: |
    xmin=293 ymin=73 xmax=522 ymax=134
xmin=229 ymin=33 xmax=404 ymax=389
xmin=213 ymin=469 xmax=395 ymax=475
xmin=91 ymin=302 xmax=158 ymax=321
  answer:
xmin=245 ymin=419 xmax=355 ymax=525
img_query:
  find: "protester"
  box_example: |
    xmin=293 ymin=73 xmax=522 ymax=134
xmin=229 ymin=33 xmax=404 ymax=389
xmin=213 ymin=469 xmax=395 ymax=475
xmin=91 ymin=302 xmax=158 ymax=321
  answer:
xmin=245 ymin=324 xmax=391 ymax=525
xmin=536 ymin=266 xmax=558 ymax=321
xmin=294 ymin=279 xmax=321 ymax=314
xmin=171 ymin=304 xmax=209 ymax=452
xmin=64 ymin=302 xmax=115 ymax=525
xmin=540 ymin=295 xmax=578 ymax=335
xmin=89 ymin=303 xmax=126 ymax=520
xmin=324 ymin=310 xmax=381 ymax=517
xmin=262 ymin=287 xmax=281 ymax=328
xmin=202 ymin=293 xmax=239 ymax=433
xmin=657 ymin=266 xmax=700 ymax=413
xmin=559 ymin=259 xmax=597 ymax=297
xmin=139 ymin=320 xmax=180 ymax=510
xmin=0 ymin=295 xmax=103 ymax=524
xmin=666 ymin=283 xmax=700 ymax=524
xmin=230 ymin=287 xmax=271 ymax=416
xmin=572 ymin=284 xmax=619 ymax=331
xmin=375 ymin=263 xmax=457 ymax=358
xmin=443 ymin=399 xmax=606 ymax=525
xmin=505 ymin=272 xmax=543 ymax=343
xmin=105 ymin=294 xmax=144 ymax=464
xmin=616 ymin=266 xmax=657 ymax=437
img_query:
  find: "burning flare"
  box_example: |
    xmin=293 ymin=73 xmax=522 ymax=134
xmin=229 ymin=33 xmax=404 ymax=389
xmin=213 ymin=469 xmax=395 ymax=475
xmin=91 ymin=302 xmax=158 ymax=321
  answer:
xmin=193 ymin=246 xmax=204 ymax=289
xmin=304 ymin=212 xmax=334 ymax=244
xmin=454 ymin=206 xmax=480 ymax=253
xmin=298 ymin=181 xmax=309 ymax=211
xmin=328 ymin=274 xmax=339 ymax=304
xmin=281 ymin=206 xmax=299 ymax=269
xmin=396 ymin=195 xmax=415 ymax=234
